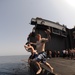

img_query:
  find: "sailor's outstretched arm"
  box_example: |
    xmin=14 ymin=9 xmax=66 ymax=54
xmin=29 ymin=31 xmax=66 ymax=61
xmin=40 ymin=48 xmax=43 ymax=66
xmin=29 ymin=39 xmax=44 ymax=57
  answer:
xmin=29 ymin=42 xmax=36 ymax=45
xmin=45 ymin=29 xmax=51 ymax=41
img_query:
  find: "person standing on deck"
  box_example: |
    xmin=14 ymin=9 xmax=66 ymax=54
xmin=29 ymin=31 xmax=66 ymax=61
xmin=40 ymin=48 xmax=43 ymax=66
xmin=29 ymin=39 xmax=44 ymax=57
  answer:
xmin=30 ymin=29 xmax=54 ymax=74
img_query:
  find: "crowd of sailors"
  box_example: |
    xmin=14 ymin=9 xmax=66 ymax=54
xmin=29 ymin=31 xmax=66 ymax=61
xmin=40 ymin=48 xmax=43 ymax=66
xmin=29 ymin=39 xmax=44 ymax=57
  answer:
xmin=46 ymin=48 xmax=75 ymax=60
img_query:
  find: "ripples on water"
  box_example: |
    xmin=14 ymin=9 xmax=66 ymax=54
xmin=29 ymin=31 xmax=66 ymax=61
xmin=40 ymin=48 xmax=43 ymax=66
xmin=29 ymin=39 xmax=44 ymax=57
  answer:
xmin=0 ymin=55 xmax=31 ymax=75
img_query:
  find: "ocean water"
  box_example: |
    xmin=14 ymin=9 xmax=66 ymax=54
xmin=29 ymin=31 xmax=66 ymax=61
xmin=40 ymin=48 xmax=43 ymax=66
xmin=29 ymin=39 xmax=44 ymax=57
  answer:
xmin=0 ymin=55 xmax=31 ymax=75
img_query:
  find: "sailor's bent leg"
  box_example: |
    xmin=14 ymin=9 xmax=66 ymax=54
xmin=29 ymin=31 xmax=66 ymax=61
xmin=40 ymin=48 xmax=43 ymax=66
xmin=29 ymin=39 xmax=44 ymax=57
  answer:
xmin=44 ymin=61 xmax=54 ymax=73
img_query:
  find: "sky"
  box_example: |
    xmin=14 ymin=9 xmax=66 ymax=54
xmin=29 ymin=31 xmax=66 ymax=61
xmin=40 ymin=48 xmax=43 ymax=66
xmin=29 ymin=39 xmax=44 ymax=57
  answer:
xmin=0 ymin=0 xmax=75 ymax=56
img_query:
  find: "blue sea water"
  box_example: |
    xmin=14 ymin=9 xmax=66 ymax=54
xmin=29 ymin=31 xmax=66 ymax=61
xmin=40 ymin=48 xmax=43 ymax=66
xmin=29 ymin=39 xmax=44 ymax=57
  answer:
xmin=0 ymin=55 xmax=31 ymax=75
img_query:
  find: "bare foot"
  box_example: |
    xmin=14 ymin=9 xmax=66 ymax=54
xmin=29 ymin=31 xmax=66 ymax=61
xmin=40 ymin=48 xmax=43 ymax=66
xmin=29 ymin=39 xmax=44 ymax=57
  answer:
xmin=51 ymin=68 xmax=54 ymax=73
xmin=36 ymin=68 xmax=42 ymax=74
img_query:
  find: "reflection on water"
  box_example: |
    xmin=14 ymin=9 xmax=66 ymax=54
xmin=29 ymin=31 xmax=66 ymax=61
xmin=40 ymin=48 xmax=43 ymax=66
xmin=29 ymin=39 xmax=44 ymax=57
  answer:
xmin=0 ymin=55 xmax=31 ymax=75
